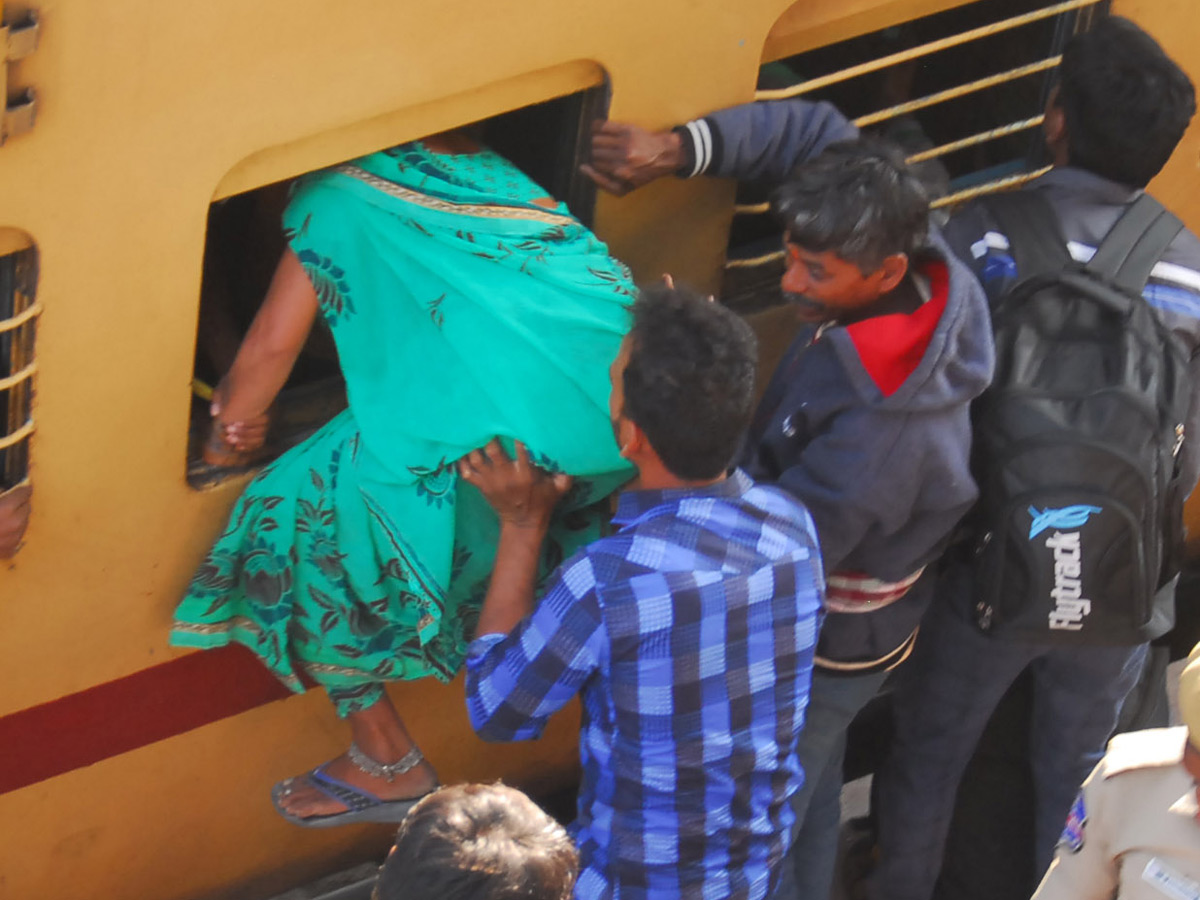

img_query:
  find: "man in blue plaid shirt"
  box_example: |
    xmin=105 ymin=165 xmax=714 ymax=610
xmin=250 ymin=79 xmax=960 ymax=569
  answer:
xmin=457 ymin=285 xmax=824 ymax=900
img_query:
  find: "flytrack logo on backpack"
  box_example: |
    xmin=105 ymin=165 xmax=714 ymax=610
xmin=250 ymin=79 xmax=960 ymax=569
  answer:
xmin=1027 ymin=505 xmax=1102 ymax=539
xmin=1028 ymin=505 xmax=1102 ymax=631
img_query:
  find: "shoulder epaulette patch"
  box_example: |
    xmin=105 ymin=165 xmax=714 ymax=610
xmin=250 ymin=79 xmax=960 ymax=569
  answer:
xmin=1059 ymin=790 xmax=1087 ymax=853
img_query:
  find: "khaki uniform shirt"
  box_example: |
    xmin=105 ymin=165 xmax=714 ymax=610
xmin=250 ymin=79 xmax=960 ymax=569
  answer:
xmin=1033 ymin=727 xmax=1200 ymax=900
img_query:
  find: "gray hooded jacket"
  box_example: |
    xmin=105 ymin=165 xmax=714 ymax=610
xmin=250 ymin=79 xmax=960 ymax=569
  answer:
xmin=681 ymin=99 xmax=996 ymax=664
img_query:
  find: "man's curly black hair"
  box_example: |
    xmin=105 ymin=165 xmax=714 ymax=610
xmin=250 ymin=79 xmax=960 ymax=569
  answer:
xmin=621 ymin=284 xmax=757 ymax=480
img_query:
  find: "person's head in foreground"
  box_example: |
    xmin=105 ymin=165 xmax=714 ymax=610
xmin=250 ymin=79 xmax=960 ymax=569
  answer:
xmin=1176 ymin=643 xmax=1200 ymax=817
xmin=609 ymin=282 xmax=758 ymax=483
xmin=374 ymin=783 xmax=578 ymax=900
xmin=1047 ymin=15 xmax=1195 ymax=188
xmin=770 ymin=138 xmax=930 ymax=324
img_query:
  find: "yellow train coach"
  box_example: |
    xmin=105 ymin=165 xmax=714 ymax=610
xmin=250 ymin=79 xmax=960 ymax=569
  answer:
xmin=0 ymin=0 xmax=1197 ymax=897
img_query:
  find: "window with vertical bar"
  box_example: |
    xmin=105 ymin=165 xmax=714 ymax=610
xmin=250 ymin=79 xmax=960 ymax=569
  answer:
xmin=0 ymin=232 xmax=38 ymax=492
xmin=723 ymin=0 xmax=1107 ymax=313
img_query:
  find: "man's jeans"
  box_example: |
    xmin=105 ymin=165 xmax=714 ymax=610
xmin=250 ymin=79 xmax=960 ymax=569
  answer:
xmin=867 ymin=590 xmax=1148 ymax=900
xmin=774 ymin=666 xmax=890 ymax=900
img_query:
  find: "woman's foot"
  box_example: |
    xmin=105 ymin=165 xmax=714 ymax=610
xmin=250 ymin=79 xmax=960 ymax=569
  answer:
xmin=275 ymin=744 xmax=438 ymax=821
xmin=274 ymin=688 xmax=436 ymax=822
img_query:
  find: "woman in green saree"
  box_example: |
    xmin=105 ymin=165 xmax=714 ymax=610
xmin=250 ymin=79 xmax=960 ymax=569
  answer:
xmin=171 ymin=132 xmax=635 ymax=826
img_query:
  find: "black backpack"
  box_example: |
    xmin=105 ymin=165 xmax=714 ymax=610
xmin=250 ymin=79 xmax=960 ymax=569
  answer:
xmin=969 ymin=190 xmax=1191 ymax=645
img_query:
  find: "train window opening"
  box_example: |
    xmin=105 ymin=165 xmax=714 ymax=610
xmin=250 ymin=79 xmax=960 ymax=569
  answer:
xmin=0 ymin=232 xmax=38 ymax=493
xmin=722 ymin=0 xmax=1107 ymax=315
xmin=187 ymin=86 xmax=608 ymax=489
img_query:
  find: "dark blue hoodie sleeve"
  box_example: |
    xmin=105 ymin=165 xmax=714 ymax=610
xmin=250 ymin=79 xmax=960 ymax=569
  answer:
xmin=678 ymin=100 xmax=860 ymax=184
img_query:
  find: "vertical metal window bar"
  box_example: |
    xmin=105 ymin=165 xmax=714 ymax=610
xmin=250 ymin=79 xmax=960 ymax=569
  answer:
xmin=0 ymin=246 xmax=39 ymax=488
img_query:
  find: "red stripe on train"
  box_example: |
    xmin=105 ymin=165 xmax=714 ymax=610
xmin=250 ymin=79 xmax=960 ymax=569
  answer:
xmin=0 ymin=646 xmax=294 ymax=796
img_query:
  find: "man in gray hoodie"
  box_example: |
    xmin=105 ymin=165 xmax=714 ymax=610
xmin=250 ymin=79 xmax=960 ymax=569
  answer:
xmin=585 ymin=106 xmax=994 ymax=898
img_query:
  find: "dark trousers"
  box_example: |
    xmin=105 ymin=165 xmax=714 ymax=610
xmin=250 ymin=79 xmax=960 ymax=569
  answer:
xmin=772 ymin=667 xmax=890 ymax=900
xmin=935 ymin=643 xmax=1171 ymax=900
xmin=867 ymin=590 xmax=1147 ymax=900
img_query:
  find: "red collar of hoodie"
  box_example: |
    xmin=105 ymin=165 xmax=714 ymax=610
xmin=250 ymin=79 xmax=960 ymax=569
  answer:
xmin=844 ymin=259 xmax=950 ymax=397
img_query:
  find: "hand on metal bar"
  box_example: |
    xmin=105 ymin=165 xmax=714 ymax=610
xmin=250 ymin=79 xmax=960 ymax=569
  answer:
xmin=581 ymin=120 xmax=686 ymax=197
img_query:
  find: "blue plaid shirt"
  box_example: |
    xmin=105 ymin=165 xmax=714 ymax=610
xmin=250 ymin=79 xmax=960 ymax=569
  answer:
xmin=465 ymin=470 xmax=823 ymax=900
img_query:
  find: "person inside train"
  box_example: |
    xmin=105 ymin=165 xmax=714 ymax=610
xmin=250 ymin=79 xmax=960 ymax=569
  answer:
xmin=373 ymin=782 xmax=578 ymax=900
xmin=170 ymin=131 xmax=638 ymax=827
xmin=459 ymin=284 xmax=825 ymax=900
xmin=583 ymin=96 xmax=993 ymax=900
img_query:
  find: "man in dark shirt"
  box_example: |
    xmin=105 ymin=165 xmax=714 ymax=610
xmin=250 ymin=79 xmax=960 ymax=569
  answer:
xmin=459 ymin=285 xmax=825 ymax=900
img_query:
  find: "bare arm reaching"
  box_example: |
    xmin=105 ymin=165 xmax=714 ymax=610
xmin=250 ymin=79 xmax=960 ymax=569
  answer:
xmin=458 ymin=439 xmax=573 ymax=638
xmin=204 ymin=248 xmax=320 ymax=464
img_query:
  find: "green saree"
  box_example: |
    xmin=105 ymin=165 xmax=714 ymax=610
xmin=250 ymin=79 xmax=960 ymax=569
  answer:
xmin=171 ymin=143 xmax=636 ymax=716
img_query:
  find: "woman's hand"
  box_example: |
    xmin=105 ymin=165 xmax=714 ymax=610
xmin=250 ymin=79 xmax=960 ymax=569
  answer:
xmin=210 ymin=380 xmax=270 ymax=451
xmin=211 ymin=414 xmax=270 ymax=452
xmin=203 ymin=380 xmax=271 ymax=465
xmin=458 ymin=439 xmax=573 ymax=531
xmin=202 ymin=417 xmax=270 ymax=467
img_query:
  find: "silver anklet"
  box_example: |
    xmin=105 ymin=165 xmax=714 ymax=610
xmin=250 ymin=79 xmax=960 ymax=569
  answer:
xmin=347 ymin=742 xmax=424 ymax=782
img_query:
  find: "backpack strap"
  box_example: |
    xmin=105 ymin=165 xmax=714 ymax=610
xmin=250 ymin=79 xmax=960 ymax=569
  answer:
xmin=1086 ymin=193 xmax=1184 ymax=293
xmin=979 ymin=190 xmax=1072 ymax=279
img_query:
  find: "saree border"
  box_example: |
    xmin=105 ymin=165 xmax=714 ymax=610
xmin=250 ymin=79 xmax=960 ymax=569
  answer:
xmin=334 ymin=165 xmax=579 ymax=226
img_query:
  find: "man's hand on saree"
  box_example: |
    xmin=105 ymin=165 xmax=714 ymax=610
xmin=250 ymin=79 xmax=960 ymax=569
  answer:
xmin=582 ymin=119 xmax=686 ymax=196
xmin=461 ymin=439 xmax=574 ymax=639
xmin=458 ymin=439 xmax=573 ymax=532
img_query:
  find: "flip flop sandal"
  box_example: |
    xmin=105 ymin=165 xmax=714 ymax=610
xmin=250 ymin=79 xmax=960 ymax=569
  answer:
xmin=271 ymin=764 xmax=432 ymax=829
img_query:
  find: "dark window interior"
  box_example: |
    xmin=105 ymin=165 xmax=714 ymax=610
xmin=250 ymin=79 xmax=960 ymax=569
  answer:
xmin=188 ymin=85 xmax=608 ymax=488
xmin=485 ymin=86 xmax=608 ymax=228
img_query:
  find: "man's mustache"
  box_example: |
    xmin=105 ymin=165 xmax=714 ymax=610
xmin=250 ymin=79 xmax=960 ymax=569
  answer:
xmin=781 ymin=292 xmax=828 ymax=316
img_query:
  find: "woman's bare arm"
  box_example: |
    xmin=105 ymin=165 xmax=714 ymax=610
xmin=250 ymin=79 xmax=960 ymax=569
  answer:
xmin=209 ymin=248 xmax=319 ymax=453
